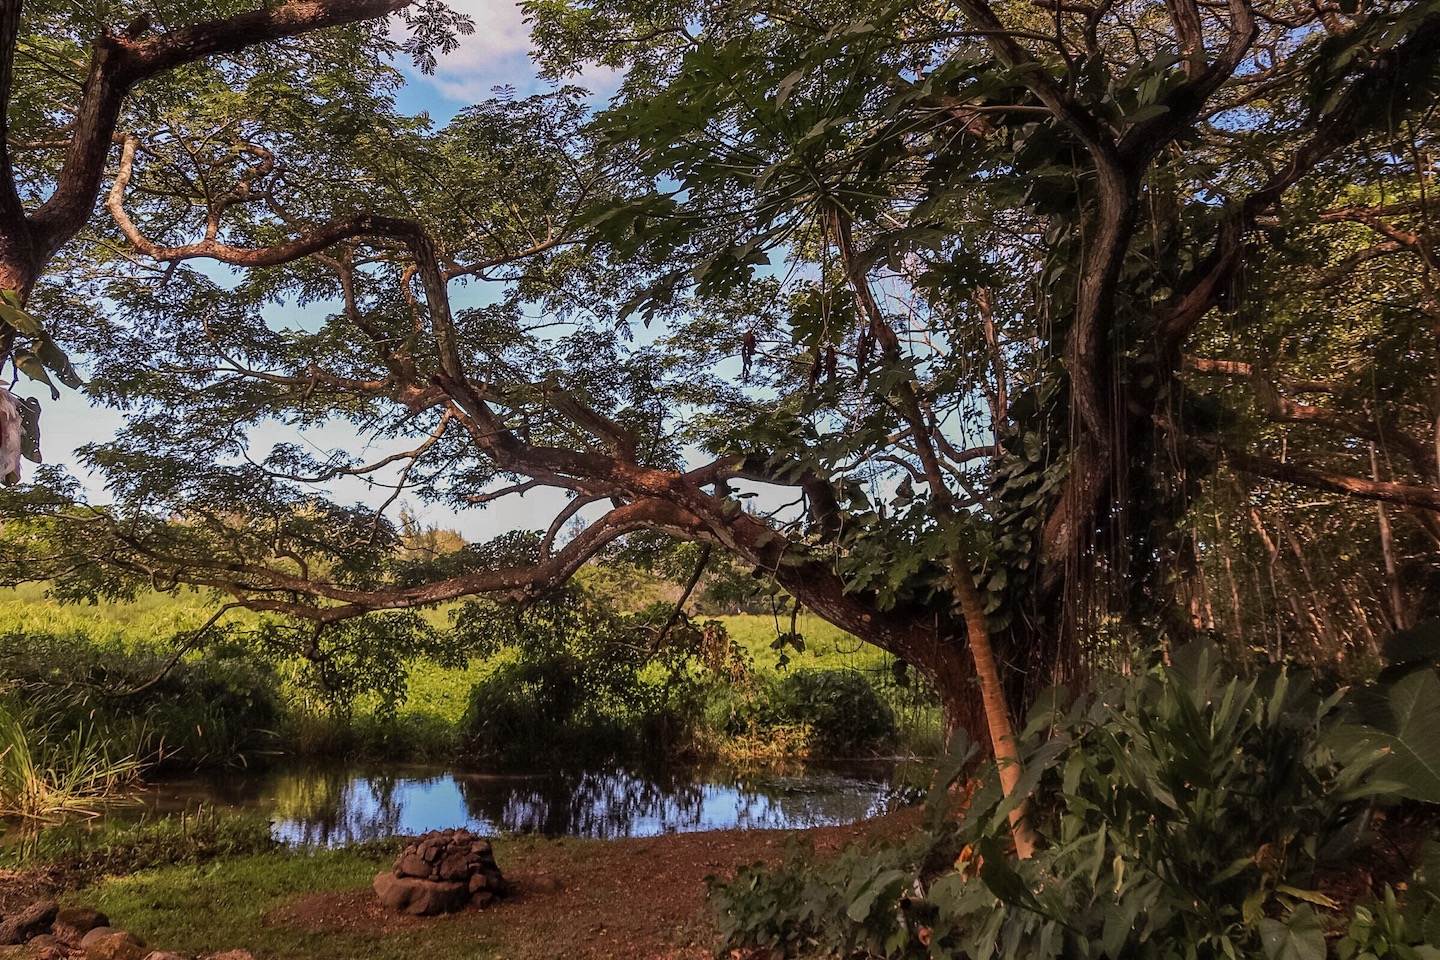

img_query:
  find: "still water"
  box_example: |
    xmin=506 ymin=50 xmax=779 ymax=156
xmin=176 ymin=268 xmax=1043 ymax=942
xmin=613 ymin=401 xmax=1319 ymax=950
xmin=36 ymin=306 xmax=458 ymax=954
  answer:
xmin=132 ymin=761 xmax=928 ymax=845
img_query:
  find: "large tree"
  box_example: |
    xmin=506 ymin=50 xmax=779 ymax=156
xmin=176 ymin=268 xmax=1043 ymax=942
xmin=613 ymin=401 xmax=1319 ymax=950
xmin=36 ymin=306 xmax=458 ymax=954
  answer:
xmin=0 ymin=0 xmax=474 ymax=481
xmin=3 ymin=0 xmax=1440 ymax=764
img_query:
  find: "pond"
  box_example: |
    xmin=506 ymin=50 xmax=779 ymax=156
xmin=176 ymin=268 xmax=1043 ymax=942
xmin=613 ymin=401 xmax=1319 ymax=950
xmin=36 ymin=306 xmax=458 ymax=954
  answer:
xmin=127 ymin=760 xmax=931 ymax=845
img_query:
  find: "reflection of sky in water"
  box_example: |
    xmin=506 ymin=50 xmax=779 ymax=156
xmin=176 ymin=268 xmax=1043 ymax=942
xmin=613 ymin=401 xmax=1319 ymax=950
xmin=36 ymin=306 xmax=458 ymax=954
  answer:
xmin=254 ymin=764 xmax=909 ymax=845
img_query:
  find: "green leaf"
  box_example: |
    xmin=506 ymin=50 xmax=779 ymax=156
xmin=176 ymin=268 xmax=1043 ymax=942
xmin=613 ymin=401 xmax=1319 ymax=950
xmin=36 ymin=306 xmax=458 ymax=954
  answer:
xmin=34 ymin=336 xmax=83 ymax=389
xmin=1123 ymin=103 xmax=1170 ymax=125
xmin=1275 ymin=885 xmax=1338 ymax=908
xmin=1101 ymin=901 xmax=1135 ymax=957
xmin=1335 ymin=669 xmax=1440 ymax=802
xmin=1260 ymin=906 xmax=1326 ymax=960
xmin=14 ymin=350 xmax=59 ymax=400
xmin=844 ymin=868 xmax=909 ymax=922
xmin=0 ymin=301 xmax=42 ymax=336
xmin=978 ymin=840 xmax=1046 ymax=915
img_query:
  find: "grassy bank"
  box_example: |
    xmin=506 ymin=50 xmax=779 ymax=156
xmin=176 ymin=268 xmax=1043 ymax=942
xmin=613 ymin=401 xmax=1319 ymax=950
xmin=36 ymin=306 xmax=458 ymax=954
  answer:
xmin=0 ymin=588 xmax=943 ymax=788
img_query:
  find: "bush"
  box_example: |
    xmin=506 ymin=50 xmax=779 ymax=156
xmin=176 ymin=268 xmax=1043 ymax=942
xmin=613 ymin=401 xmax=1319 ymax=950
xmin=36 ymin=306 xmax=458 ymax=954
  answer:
xmin=710 ymin=643 xmax=1440 ymax=960
xmin=0 ymin=631 xmax=283 ymax=770
xmin=457 ymin=593 xmax=710 ymax=764
xmin=771 ymin=669 xmax=897 ymax=756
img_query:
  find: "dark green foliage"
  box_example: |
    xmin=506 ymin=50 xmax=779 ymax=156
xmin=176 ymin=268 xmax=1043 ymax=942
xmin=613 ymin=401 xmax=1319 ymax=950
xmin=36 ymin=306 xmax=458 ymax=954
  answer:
xmin=768 ymin=669 xmax=897 ymax=757
xmin=458 ymin=591 xmax=709 ymax=764
xmin=0 ymin=631 xmax=282 ymax=770
xmin=710 ymin=646 xmax=1440 ymax=959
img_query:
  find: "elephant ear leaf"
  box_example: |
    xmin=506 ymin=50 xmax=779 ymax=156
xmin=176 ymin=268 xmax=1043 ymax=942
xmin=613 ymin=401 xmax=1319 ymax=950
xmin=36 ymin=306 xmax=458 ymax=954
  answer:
xmin=1373 ymin=669 xmax=1440 ymax=803
xmin=1334 ymin=668 xmax=1440 ymax=803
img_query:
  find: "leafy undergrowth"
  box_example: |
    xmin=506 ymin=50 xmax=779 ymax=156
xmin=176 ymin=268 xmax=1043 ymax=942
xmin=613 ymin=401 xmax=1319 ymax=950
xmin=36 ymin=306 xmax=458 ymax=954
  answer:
xmin=711 ymin=641 xmax=1440 ymax=960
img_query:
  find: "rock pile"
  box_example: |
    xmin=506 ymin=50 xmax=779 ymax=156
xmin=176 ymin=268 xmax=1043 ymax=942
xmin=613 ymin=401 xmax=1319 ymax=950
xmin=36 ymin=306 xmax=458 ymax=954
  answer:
xmin=0 ymin=901 xmax=252 ymax=960
xmin=373 ymin=828 xmax=509 ymax=916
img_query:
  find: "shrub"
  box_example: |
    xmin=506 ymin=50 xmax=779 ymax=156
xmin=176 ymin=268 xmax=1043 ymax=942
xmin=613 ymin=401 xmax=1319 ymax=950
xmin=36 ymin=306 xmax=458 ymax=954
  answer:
xmin=710 ymin=643 xmax=1440 ymax=960
xmin=771 ymin=669 xmax=897 ymax=756
xmin=0 ymin=631 xmax=284 ymax=770
xmin=453 ymin=586 xmax=736 ymax=764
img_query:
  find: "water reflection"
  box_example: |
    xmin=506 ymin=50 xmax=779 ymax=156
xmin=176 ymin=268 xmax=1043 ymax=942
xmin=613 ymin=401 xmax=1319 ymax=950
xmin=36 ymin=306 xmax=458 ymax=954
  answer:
xmin=138 ymin=761 xmax=922 ymax=845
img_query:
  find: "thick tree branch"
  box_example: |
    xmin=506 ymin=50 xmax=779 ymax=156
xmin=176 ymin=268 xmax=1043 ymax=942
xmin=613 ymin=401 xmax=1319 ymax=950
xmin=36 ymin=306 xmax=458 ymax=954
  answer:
xmin=0 ymin=0 xmax=22 ymax=225
xmin=1161 ymin=9 xmax=1440 ymax=351
xmin=29 ymin=0 xmax=413 ymax=259
xmin=1184 ymin=356 xmax=1334 ymax=393
xmin=1224 ymin=446 xmax=1440 ymax=513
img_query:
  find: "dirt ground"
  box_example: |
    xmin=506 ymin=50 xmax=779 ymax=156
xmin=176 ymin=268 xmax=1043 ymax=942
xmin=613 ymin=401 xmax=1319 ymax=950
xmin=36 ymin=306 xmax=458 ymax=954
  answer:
xmin=268 ymin=812 xmax=922 ymax=960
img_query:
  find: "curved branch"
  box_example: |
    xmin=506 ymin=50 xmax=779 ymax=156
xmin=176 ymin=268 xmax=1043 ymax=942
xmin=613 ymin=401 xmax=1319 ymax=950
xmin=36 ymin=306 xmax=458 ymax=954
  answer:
xmin=31 ymin=0 xmax=413 ymax=258
xmin=1161 ymin=9 xmax=1440 ymax=351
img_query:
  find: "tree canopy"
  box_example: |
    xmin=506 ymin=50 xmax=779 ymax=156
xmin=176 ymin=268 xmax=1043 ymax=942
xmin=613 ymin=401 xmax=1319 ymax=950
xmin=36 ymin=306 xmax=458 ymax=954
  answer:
xmin=1 ymin=0 xmax=1439 ymax=757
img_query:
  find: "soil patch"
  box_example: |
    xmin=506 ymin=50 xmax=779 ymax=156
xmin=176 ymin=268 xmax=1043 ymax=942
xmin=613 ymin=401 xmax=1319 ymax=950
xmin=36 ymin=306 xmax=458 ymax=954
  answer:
xmin=0 ymin=867 xmax=64 ymax=917
xmin=269 ymin=811 xmax=922 ymax=960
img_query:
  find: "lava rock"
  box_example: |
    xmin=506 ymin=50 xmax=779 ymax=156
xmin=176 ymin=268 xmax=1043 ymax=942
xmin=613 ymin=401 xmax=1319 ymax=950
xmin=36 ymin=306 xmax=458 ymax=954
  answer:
xmin=54 ymin=907 xmax=110 ymax=945
xmin=373 ymin=873 xmax=467 ymax=916
xmin=395 ymin=852 xmax=430 ymax=879
xmin=0 ymin=902 xmax=58 ymax=946
xmin=82 ymin=930 xmax=148 ymax=960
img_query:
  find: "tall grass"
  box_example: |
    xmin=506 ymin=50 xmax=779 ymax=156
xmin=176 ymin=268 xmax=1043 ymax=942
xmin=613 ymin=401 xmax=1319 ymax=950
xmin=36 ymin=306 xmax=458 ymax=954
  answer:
xmin=0 ymin=705 xmax=142 ymax=822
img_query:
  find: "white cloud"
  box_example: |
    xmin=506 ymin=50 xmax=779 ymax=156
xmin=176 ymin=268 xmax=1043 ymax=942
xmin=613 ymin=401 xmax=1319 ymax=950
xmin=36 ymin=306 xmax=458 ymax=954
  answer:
xmin=425 ymin=0 xmax=536 ymax=102
xmin=397 ymin=0 xmax=625 ymax=111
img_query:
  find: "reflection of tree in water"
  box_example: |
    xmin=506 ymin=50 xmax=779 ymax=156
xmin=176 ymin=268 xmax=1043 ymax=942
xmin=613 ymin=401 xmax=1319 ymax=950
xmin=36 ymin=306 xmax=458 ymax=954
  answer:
xmin=271 ymin=767 xmax=408 ymax=845
xmin=725 ymin=773 xmax=889 ymax=831
xmin=458 ymin=766 xmax=708 ymax=838
xmin=455 ymin=764 xmax=894 ymax=839
xmin=240 ymin=761 xmax=908 ymax=845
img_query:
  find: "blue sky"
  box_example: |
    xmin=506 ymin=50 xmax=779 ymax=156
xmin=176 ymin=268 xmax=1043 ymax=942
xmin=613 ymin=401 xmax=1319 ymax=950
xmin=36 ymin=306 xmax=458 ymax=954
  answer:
xmin=36 ymin=0 xmax=624 ymax=543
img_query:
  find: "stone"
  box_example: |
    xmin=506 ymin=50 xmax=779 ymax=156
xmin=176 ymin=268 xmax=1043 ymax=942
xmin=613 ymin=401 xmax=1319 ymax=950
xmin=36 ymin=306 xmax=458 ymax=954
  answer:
xmin=373 ymin=872 xmax=466 ymax=916
xmin=394 ymin=852 xmax=430 ymax=879
xmin=0 ymin=944 xmax=62 ymax=960
xmin=437 ymin=852 xmax=470 ymax=883
xmin=203 ymin=952 xmax=255 ymax=960
xmin=54 ymin=907 xmax=110 ymax=944
xmin=0 ymin=901 xmax=58 ymax=945
xmin=142 ymin=953 xmax=192 ymax=960
xmin=470 ymin=891 xmax=495 ymax=908
xmin=466 ymin=873 xmax=488 ymax=894
xmin=23 ymin=936 xmax=66 ymax=959
xmin=82 ymin=931 xmax=148 ymax=960
xmin=80 ymin=929 xmax=118 ymax=947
